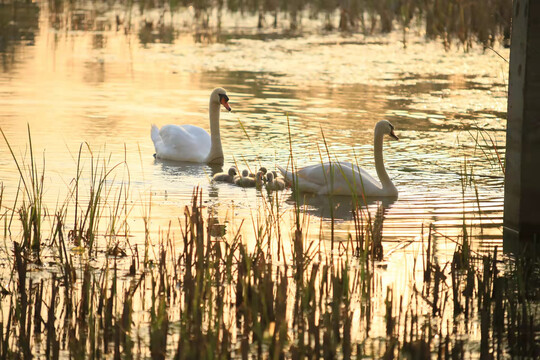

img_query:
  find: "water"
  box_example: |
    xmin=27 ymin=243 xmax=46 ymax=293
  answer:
xmin=0 ymin=1 xmax=507 ymax=250
xmin=0 ymin=2 xmax=513 ymax=357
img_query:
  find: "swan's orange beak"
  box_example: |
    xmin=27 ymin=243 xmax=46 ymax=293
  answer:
xmin=390 ymin=130 xmax=399 ymax=140
xmin=220 ymin=98 xmax=231 ymax=112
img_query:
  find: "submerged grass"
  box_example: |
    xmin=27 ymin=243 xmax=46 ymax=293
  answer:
xmin=1 ymin=125 xmax=45 ymax=254
xmin=0 ymin=128 xmax=538 ymax=359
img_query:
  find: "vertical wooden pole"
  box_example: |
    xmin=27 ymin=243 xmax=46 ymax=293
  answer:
xmin=504 ymin=0 xmax=540 ymax=248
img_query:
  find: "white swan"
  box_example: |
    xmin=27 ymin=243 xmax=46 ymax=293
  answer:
xmin=151 ymin=88 xmax=231 ymax=164
xmin=278 ymin=120 xmax=399 ymax=196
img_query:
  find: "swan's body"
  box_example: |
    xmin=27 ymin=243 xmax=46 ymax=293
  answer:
xmin=278 ymin=120 xmax=399 ymax=196
xmin=151 ymin=88 xmax=231 ymax=164
xmin=266 ymin=172 xmax=286 ymax=191
xmin=213 ymin=167 xmax=237 ymax=183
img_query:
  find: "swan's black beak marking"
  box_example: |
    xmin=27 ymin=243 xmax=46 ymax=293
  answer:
xmin=389 ymin=123 xmax=399 ymax=140
xmin=219 ymin=94 xmax=231 ymax=112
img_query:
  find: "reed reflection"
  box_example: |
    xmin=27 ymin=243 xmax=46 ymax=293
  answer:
xmin=0 ymin=1 xmax=39 ymax=71
xmin=288 ymin=192 xmax=397 ymax=220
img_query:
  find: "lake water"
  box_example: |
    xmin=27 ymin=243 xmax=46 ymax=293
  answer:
xmin=0 ymin=2 xmax=508 ymax=253
xmin=0 ymin=2 xmax=511 ymax=356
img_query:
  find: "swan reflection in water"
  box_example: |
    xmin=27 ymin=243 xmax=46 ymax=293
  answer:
xmin=153 ymin=157 xmax=224 ymax=198
xmin=284 ymin=192 xmax=397 ymax=221
xmin=154 ymin=157 xmax=223 ymax=177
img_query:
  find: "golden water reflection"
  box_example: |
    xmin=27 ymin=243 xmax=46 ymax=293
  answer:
xmin=0 ymin=0 xmax=508 ymax=249
xmin=0 ymin=2 xmax=511 ymax=357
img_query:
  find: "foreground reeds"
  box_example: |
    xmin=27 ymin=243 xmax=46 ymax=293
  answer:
xmin=0 ymin=126 xmax=537 ymax=358
xmin=0 ymin=168 xmax=538 ymax=358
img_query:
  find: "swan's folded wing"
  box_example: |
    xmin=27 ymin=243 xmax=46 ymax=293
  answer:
xmin=294 ymin=164 xmax=339 ymax=193
xmin=159 ymin=125 xmax=200 ymax=148
xmin=278 ymin=165 xmax=328 ymax=193
xmin=334 ymin=162 xmax=379 ymax=188
xmin=279 ymin=162 xmax=382 ymax=195
xmin=151 ymin=125 xmax=161 ymax=144
xmin=300 ymin=162 xmax=381 ymax=195
xmin=157 ymin=124 xmax=211 ymax=162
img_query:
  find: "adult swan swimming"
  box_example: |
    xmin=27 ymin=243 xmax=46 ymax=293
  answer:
xmin=278 ymin=120 xmax=399 ymax=196
xmin=151 ymin=88 xmax=231 ymax=164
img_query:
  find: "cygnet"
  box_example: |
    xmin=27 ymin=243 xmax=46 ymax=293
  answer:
xmin=213 ymin=167 xmax=237 ymax=183
xmin=265 ymin=172 xmax=286 ymax=191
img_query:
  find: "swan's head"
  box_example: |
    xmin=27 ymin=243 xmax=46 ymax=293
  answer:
xmin=376 ymin=120 xmax=399 ymax=140
xmin=228 ymin=167 xmax=237 ymax=176
xmin=211 ymin=87 xmax=231 ymax=112
xmin=266 ymin=172 xmax=274 ymax=182
xmin=242 ymin=169 xmax=249 ymax=177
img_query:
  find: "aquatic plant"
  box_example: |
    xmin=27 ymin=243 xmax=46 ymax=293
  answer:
xmin=0 ymin=179 xmax=538 ymax=358
xmin=1 ymin=126 xmax=45 ymax=255
xmin=0 ymin=123 xmax=537 ymax=358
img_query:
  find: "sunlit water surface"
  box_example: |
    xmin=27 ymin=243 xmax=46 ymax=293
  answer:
xmin=0 ymin=2 xmax=509 ymax=356
xmin=0 ymin=4 xmax=509 ymax=248
xmin=0 ymin=2 xmax=507 ymax=244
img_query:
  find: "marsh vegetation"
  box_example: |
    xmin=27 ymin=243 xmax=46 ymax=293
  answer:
xmin=0 ymin=0 xmax=534 ymax=359
xmin=0 ymin=121 xmax=537 ymax=358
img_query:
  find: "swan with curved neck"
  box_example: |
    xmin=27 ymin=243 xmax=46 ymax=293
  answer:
xmin=151 ymin=88 xmax=231 ymax=164
xmin=278 ymin=120 xmax=399 ymax=196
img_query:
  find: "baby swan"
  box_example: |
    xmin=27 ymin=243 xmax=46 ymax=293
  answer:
xmin=234 ymin=169 xmax=256 ymax=187
xmin=255 ymin=171 xmax=266 ymax=188
xmin=247 ymin=167 xmax=267 ymax=178
xmin=235 ymin=170 xmax=265 ymax=188
xmin=213 ymin=167 xmax=237 ymax=183
xmin=266 ymin=172 xmax=286 ymax=191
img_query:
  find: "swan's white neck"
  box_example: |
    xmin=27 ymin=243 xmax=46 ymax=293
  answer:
xmin=373 ymin=126 xmax=396 ymax=193
xmin=206 ymin=100 xmax=224 ymax=164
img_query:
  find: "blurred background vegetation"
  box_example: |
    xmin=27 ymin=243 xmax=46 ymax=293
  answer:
xmin=0 ymin=0 xmax=512 ymax=49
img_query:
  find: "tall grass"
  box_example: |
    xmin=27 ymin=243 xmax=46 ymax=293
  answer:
xmin=0 ymin=127 xmax=537 ymax=358
xmin=0 ymin=182 xmax=537 ymax=358
xmin=1 ymin=125 xmax=45 ymax=254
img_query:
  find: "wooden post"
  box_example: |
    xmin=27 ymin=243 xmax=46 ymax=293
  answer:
xmin=504 ymin=0 xmax=540 ymax=249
